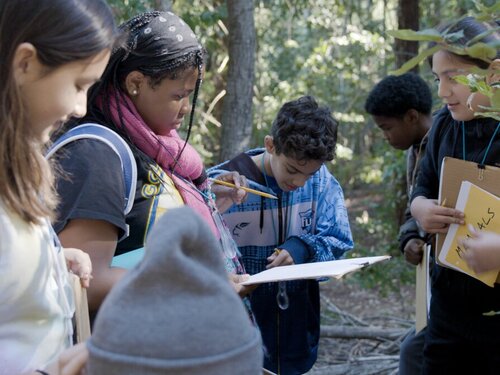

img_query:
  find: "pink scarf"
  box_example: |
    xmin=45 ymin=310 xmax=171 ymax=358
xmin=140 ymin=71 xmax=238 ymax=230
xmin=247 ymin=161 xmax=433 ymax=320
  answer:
xmin=99 ymin=89 xmax=218 ymax=237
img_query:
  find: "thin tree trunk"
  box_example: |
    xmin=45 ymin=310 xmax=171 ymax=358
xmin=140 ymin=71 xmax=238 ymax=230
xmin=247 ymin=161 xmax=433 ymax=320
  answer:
xmin=395 ymin=0 xmax=419 ymax=72
xmin=219 ymin=0 xmax=256 ymax=162
xmin=394 ymin=0 xmax=420 ymax=224
xmin=154 ymin=0 xmax=171 ymax=11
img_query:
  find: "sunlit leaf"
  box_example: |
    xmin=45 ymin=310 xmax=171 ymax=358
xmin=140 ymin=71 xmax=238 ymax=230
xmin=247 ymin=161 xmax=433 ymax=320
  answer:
xmin=386 ymin=28 xmax=443 ymax=42
xmin=465 ymin=43 xmax=497 ymax=62
xmin=469 ymin=66 xmax=492 ymax=76
xmin=491 ymin=90 xmax=500 ymax=109
xmin=473 ymin=0 xmax=500 ymax=15
xmin=476 ymin=111 xmax=500 ymax=122
xmin=454 ymin=74 xmax=493 ymax=96
xmin=445 ymin=44 xmax=469 ymax=56
xmin=389 ymin=45 xmax=441 ymax=75
xmin=453 ymin=75 xmax=474 ymax=86
xmin=477 ymin=80 xmax=493 ymax=96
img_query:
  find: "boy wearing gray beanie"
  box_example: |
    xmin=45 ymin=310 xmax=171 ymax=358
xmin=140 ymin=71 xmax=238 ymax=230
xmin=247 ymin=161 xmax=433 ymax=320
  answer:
xmin=87 ymin=206 xmax=263 ymax=374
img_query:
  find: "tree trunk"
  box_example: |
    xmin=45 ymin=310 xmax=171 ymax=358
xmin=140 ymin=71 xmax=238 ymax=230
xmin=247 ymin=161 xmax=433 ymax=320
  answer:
xmin=219 ymin=0 xmax=256 ymax=162
xmin=154 ymin=0 xmax=172 ymax=11
xmin=394 ymin=0 xmax=420 ymax=224
xmin=395 ymin=0 xmax=419 ymax=73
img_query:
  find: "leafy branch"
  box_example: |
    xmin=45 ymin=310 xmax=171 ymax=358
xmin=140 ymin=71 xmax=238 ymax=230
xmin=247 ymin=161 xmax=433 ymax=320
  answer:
xmin=387 ymin=2 xmax=500 ymax=118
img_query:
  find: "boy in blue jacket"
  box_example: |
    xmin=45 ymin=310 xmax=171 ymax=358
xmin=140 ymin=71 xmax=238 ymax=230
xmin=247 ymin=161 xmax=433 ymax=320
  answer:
xmin=209 ymin=95 xmax=353 ymax=375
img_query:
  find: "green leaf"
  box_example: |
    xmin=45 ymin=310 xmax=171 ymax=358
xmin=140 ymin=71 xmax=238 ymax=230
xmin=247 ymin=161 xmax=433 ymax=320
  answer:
xmin=454 ymin=74 xmax=493 ymax=96
xmin=477 ymin=80 xmax=493 ymax=96
xmin=465 ymin=42 xmax=498 ymax=62
xmin=386 ymin=28 xmax=443 ymax=42
xmin=469 ymin=66 xmax=492 ymax=76
xmin=466 ymin=27 xmax=500 ymax=46
xmin=475 ymin=111 xmax=500 ymax=122
xmin=491 ymin=89 xmax=500 ymax=109
xmin=453 ymin=75 xmax=473 ymax=86
xmin=473 ymin=0 xmax=500 ymax=15
xmin=444 ymin=44 xmax=469 ymax=57
xmin=389 ymin=45 xmax=441 ymax=75
xmin=443 ymin=30 xmax=465 ymax=43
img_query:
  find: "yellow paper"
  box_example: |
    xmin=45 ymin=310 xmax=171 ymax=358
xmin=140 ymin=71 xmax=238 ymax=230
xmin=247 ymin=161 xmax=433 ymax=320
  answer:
xmin=439 ymin=181 xmax=500 ymax=287
xmin=437 ymin=157 xmax=500 ymax=283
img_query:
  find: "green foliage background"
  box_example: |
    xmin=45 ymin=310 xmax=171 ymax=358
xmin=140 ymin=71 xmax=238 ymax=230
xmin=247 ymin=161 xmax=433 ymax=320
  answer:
xmin=106 ymin=0 xmax=492 ymax=293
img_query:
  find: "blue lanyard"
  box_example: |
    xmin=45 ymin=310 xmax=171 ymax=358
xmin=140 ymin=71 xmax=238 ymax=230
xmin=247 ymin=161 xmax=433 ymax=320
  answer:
xmin=261 ymin=152 xmax=292 ymax=243
xmin=461 ymin=121 xmax=500 ymax=167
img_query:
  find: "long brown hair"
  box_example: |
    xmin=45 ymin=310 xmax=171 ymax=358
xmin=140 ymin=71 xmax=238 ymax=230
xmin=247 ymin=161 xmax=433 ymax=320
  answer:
xmin=0 ymin=0 xmax=116 ymax=224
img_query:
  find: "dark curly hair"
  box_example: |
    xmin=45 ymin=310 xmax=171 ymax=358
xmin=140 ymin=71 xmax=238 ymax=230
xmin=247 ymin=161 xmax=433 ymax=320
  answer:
xmin=271 ymin=96 xmax=337 ymax=162
xmin=364 ymin=73 xmax=432 ymax=117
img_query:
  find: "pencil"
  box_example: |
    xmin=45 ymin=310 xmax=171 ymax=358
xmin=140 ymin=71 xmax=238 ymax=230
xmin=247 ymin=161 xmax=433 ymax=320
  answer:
xmin=209 ymin=178 xmax=278 ymax=199
xmin=441 ymin=198 xmax=447 ymax=207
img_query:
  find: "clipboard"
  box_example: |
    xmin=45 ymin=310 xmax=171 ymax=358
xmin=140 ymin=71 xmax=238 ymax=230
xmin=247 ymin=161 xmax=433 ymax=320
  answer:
xmin=415 ymin=244 xmax=431 ymax=333
xmin=437 ymin=157 xmax=500 ymax=283
xmin=70 ymin=273 xmax=91 ymax=343
xmin=240 ymin=256 xmax=391 ymax=285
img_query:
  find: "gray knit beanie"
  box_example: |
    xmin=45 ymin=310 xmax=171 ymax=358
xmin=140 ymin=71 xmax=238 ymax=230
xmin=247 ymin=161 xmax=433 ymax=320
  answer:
xmin=87 ymin=206 xmax=263 ymax=375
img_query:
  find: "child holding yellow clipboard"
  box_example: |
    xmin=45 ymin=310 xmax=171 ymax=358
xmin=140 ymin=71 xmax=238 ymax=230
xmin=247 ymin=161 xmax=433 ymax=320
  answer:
xmin=410 ymin=16 xmax=500 ymax=375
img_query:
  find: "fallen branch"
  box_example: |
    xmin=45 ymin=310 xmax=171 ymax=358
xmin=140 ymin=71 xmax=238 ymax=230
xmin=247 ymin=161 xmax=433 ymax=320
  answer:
xmin=310 ymin=357 xmax=399 ymax=375
xmin=321 ymin=325 xmax=406 ymax=340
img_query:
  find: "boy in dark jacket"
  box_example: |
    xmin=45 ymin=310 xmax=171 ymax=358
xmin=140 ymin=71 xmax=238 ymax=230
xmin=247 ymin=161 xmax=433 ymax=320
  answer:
xmin=365 ymin=72 xmax=433 ymax=375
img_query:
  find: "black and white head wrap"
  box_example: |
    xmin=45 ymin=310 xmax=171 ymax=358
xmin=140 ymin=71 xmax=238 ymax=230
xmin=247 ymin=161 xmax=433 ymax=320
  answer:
xmin=112 ymin=11 xmax=205 ymax=175
xmin=118 ymin=10 xmax=203 ymax=76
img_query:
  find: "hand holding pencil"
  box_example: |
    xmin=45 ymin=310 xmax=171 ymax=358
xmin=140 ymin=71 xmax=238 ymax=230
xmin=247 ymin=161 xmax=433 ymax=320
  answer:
xmin=210 ymin=178 xmax=277 ymax=199
xmin=209 ymin=172 xmax=249 ymax=213
xmin=210 ymin=172 xmax=278 ymax=213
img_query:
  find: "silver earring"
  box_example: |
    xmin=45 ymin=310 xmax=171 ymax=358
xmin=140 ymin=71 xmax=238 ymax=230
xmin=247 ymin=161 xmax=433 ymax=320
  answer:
xmin=131 ymin=89 xmax=138 ymax=96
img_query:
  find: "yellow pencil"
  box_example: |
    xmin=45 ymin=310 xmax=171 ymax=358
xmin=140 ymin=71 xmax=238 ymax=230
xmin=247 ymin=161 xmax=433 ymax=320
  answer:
xmin=209 ymin=178 xmax=278 ymax=199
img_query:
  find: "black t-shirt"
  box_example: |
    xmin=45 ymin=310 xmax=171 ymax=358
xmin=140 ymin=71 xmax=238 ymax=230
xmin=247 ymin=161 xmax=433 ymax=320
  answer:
xmin=53 ymin=138 xmax=184 ymax=256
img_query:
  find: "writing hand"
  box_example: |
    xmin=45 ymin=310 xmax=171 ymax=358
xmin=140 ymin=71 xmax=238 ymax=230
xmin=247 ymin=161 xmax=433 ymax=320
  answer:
xmin=266 ymin=248 xmax=294 ymax=269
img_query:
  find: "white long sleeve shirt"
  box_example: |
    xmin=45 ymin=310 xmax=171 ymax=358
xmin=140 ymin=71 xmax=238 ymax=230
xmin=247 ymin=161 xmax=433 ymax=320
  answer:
xmin=0 ymin=201 xmax=73 ymax=375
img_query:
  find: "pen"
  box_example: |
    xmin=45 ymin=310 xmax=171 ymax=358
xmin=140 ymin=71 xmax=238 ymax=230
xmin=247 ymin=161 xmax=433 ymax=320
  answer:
xmin=209 ymin=178 xmax=278 ymax=199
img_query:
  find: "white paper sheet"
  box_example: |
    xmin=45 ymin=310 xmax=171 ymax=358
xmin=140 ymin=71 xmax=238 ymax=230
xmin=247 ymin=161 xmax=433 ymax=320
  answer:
xmin=240 ymin=255 xmax=391 ymax=285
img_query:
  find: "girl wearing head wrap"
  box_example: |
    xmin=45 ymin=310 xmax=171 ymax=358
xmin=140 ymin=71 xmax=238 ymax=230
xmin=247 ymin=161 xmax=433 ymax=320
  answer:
xmin=52 ymin=11 xmax=250 ymax=320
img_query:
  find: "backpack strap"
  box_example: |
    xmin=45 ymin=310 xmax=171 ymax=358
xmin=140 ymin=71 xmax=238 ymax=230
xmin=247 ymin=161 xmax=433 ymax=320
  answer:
xmin=47 ymin=123 xmax=137 ymax=223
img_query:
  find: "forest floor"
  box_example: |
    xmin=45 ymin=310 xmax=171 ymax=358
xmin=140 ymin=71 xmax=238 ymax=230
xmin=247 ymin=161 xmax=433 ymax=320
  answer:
xmin=308 ymin=279 xmax=415 ymax=374
xmin=307 ymin=188 xmax=418 ymax=375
